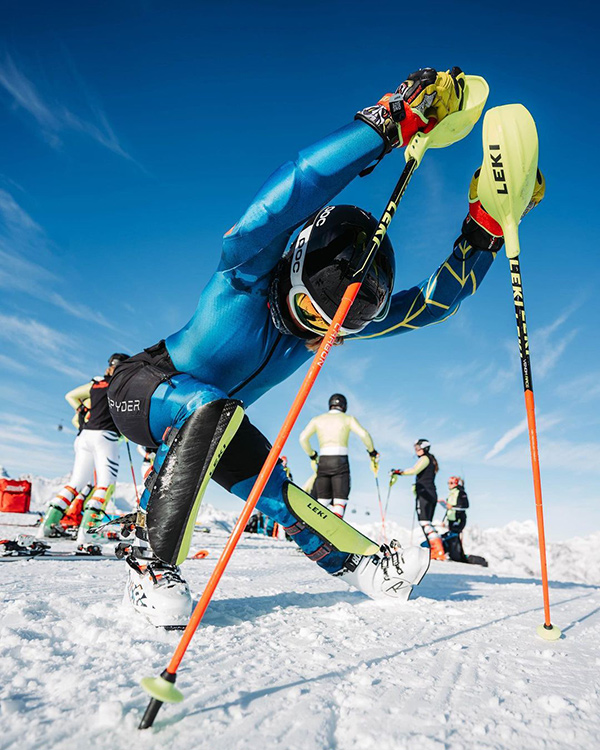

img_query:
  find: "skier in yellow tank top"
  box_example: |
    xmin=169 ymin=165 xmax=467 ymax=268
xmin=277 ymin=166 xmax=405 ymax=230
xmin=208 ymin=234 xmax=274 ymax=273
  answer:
xmin=299 ymin=394 xmax=379 ymax=518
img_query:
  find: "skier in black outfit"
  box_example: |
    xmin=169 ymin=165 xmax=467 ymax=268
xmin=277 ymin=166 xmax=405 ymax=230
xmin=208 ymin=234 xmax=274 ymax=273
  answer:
xmin=392 ymin=439 xmax=445 ymax=560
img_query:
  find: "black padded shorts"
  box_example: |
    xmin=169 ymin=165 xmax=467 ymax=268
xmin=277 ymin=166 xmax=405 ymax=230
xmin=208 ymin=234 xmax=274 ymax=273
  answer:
xmin=315 ymin=455 xmax=350 ymax=500
xmin=107 ymin=340 xmax=179 ymax=449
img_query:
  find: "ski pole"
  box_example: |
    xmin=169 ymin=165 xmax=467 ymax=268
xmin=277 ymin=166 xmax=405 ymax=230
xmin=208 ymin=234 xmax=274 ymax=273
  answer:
xmin=138 ymin=77 xmax=489 ymax=730
xmin=383 ymin=474 xmax=393 ymax=516
xmin=138 ymin=151 xmax=418 ymax=732
xmin=125 ymin=439 xmax=140 ymax=506
xmin=478 ymin=104 xmax=561 ymax=642
xmin=374 ymin=473 xmax=388 ymax=545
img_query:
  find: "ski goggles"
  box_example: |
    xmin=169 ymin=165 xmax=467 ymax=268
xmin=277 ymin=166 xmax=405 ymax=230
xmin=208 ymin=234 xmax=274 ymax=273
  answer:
xmin=287 ymin=224 xmax=371 ymax=338
xmin=290 ymin=293 xmax=331 ymax=336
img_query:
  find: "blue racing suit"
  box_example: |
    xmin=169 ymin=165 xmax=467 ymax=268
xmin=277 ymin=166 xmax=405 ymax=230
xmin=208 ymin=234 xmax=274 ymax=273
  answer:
xmin=116 ymin=119 xmax=495 ymax=574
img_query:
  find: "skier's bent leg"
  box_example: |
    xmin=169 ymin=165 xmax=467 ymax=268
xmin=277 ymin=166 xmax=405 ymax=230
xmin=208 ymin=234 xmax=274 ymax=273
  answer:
xmin=40 ymin=434 xmax=94 ymax=537
xmin=77 ymin=430 xmax=121 ymax=543
xmin=330 ymin=461 xmax=350 ymax=518
xmin=417 ymin=494 xmax=446 ymax=561
xmin=213 ymin=418 xmax=430 ymax=599
xmin=138 ymin=377 xmax=244 ymax=565
xmin=110 ymin=366 xmax=244 ymax=628
xmin=330 ymin=499 xmax=347 ymax=518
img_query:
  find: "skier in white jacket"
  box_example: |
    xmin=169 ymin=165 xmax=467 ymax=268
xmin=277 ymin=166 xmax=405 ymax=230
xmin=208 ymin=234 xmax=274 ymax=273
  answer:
xmin=300 ymin=394 xmax=378 ymax=518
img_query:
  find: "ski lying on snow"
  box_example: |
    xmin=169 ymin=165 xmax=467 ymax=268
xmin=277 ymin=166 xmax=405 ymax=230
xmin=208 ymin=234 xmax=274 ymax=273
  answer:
xmin=0 ymin=548 xmax=210 ymax=562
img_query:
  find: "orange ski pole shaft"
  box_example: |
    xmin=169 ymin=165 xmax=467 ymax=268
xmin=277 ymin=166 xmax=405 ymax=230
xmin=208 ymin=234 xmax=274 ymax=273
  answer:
xmin=138 ymin=285 xmax=362 ymax=731
xmin=167 ymin=281 xmax=361 ymax=675
xmin=138 ymin=157 xmax=419 ymax=730
xmin=509 ymin=257 xmax=559 ymax=638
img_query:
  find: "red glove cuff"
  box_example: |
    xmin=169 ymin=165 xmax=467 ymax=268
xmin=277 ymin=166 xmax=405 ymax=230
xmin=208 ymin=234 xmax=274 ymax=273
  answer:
xmin=468 ymin=199 xmax=503 ymax=237
xmin=378 ymin=95 xmax=434 ymax=146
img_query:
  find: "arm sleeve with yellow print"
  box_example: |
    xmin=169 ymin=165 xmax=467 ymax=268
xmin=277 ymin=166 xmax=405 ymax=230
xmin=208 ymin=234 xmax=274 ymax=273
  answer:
xmin=65 ymin=382 xmax=92 ymax=429
xmin=348 ymin=415 xmax=375 ymax=453
xmin=401 ymin=455 xmax=430 ymax=476
xmin=350 ymin=237 xmax=495 ymax=341
xmin=299 ymin=418 xmax=318 ymax=456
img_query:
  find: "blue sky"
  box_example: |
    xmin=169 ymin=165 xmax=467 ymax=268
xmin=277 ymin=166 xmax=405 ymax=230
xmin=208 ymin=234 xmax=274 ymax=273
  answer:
xmin=0 ymin=0 xmax=597 ymax=540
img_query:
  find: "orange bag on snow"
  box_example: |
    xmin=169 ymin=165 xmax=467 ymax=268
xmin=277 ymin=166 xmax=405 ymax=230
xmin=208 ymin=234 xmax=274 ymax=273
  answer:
xmin=0 ymin=478 xmax=32 ymax=513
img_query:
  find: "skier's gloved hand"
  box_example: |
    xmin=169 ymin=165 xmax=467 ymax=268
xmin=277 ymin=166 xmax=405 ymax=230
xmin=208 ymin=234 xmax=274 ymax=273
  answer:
xmin=369 ymin=450 xmax=380 ymax=475
xmin=309 ymin=452 xmax=319 ymax=473
xmin=521 ymin=168 xmax=546 ymax=218
xmin=391 ymin=67 xmax=466 ymax=145
xmin=356 ymin=67 xmax=465 ymax=154
xmin=463 ymin=167 xmax=546 ymax=252
xmin=389 ymin=469 xmax=402 ymax=486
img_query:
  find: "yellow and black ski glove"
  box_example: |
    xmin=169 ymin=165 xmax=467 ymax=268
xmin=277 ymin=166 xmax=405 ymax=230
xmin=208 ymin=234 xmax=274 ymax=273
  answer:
xmin=356 ymin=67 xmax=466 ymax=155
xmin=464 ymin=167 xmax=546 ymax=251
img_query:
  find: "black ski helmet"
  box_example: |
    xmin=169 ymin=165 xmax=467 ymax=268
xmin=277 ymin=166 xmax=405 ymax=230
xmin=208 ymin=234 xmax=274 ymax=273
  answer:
xmin=329 ymin=393 xmax=347 ymax=412
xmin=269 ymin=205 xmax=395 ymax=338
xmin=414 ymin=438 xmax=431 ymax=452
xmin=108 ymin=353 xmax=129 ymax=368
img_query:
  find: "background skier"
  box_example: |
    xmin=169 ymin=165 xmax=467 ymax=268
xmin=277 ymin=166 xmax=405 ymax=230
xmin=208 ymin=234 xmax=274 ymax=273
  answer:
xmin=39 ymin=353 xmax=129 ymax=542
xmin=107 ymin=65 xmax=544 ymax=627
xmin=392 ymin=439 xmax=446 ymax=560
xmin=439 ymin=476 xmax=487 ymax=566
xmin=442 ymin=475 xmax=469 ymax=535
xmin=299 ymin=394 xmax=378 ymax=518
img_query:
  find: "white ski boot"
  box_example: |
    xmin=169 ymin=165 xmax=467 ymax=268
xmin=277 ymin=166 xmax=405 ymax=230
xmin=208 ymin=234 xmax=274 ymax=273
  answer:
xmin=123 ymin=555 xmax=193 ymax=629
xmin=336 ymin=541 xmax=430 ymax=601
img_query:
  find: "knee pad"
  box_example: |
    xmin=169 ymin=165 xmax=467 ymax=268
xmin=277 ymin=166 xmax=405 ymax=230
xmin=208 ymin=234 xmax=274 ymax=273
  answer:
xmin=147 ymin=399 xmax=244 ymax=565
xmin=283 ymin=483 xmax=378 ymax=556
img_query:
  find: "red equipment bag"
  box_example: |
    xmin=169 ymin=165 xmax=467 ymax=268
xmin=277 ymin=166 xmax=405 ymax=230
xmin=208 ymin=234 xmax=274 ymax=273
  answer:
xmin=0 ymin=478 xmax=32 ymax=513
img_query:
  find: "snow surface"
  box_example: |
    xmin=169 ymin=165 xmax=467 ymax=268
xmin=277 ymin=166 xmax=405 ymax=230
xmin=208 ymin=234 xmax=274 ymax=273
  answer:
xmin=1 ymin=480 xmax=599 ymax=749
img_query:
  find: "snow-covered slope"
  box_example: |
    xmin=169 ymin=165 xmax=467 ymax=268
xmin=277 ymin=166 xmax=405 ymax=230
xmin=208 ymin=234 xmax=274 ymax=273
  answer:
xmin=357 ymin=519 xmax=600 ymax=586
xmin=20 ymin=473 xmax=140 ymax=516
xmin=1 ymin=479 xmax=599 ymax=749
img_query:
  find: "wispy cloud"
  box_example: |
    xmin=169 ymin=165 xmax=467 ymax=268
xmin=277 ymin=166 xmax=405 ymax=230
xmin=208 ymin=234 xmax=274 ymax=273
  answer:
xmin=484 ymin=414 xmax=563 ymax=461
xmin=434 ymin=429 xmax=487 ymax=462
xmin=484 ymin=419 xmax=527 ymax=460
xmin=531 ymin=303 xmax=580 ymax=378
xmin=0 ymin=353 xmax=31 ymax=374
xmin=0 ymin=53 xmax=133 ymax=161
xmin=555 ymin=372 xmax=600 ymax=404
xmin=485 ymin=437 xmax=600 ymax=474
xmin=47 ymin=292 xmax=116 ymax=329
xmin=0 ymin=413 xmax=73 ymax=477
xmin=0 ymin=314 xmax=86 ymax=378
xmin=440 ymin=300 xmax=582 ymax=404
xmin=0 ymin=189 xmax=116 ymax=329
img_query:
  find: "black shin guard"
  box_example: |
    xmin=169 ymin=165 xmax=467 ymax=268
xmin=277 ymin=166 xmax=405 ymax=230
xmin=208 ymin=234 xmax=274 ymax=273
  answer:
xmin=147 ymin=399 xmax=244 ymax=565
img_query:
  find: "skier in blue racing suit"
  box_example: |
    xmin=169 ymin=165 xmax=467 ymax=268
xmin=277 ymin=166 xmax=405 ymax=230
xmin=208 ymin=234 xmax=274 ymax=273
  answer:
xmin=108 ymin=66 xmax=545 ymax=628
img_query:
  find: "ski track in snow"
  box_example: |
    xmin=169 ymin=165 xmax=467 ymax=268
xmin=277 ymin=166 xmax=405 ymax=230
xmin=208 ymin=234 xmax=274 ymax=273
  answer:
xmin=1 ymin=483 xmax=600 ymax=749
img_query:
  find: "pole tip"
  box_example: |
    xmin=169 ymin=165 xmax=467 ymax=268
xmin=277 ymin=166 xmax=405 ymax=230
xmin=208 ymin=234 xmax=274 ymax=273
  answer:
xmin=138 ymin=697 xmax=163 ymax=730
xmin=536 ymin=623 xmax=562 ymax=641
